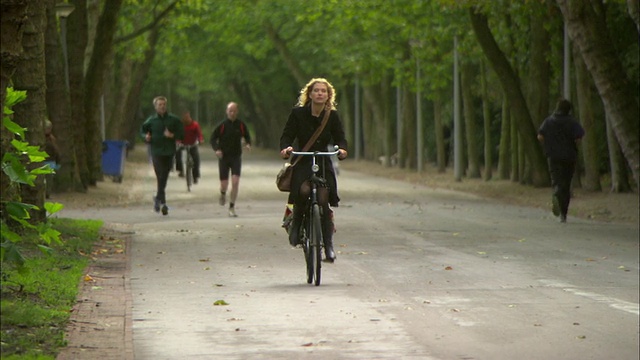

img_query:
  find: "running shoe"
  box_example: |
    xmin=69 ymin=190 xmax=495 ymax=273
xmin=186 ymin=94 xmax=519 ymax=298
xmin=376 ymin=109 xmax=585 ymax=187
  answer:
xmin=161 ymin=204 xmax=169 ymax=216
xmin=219 ymin=192 xmax=226 ymax=206
xmin=228 ymin=207 xmax=237 ymax=217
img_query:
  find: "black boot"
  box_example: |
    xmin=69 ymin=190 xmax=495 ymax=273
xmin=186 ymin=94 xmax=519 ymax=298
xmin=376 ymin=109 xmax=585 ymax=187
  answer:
xmin=322 ymin=215 xmax=336 ymax=262
xmin=288 ymin=209 xmax=302 ymax=247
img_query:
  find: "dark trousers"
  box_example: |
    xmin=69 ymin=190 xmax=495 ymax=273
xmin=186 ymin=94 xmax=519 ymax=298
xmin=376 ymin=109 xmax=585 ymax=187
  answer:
xmin=152 ymin=154 xmax=174 ymax=204
xmin=548 ymin=158 xmax=576 ymax=217
xmin=175 ymin=146 xmax=201 ymax=178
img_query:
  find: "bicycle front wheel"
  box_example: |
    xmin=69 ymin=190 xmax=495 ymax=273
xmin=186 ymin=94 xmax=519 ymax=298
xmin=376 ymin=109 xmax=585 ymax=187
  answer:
xmin=299 ymin=217 xmax=314 ymax=284
xmin=311 ymin=204 xmax=323 ymax=286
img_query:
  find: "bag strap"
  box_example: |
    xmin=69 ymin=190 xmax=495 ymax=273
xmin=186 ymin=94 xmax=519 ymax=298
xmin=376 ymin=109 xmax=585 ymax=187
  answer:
xmin=290 ymin=106 xmax=331 ymax=167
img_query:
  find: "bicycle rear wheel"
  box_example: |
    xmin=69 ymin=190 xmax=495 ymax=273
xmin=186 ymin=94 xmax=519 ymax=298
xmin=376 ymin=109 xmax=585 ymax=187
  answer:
xmin=311 ymin=204 xmax=323 ymax=286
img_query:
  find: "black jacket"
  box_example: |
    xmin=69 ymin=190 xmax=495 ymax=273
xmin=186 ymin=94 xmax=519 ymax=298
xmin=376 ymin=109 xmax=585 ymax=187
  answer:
xmin=210 ymin=119 xmax=251 ymax=157
xmin=538 ymin=113 xmax=585 ymax=161
xmin=280 ymin=105 xmax=348 ymax=206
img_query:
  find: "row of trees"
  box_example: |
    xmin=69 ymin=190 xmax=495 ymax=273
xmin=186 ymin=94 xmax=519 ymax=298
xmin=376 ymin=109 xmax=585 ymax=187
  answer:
xmin=1 ymin=0 xmax=638 ymax=223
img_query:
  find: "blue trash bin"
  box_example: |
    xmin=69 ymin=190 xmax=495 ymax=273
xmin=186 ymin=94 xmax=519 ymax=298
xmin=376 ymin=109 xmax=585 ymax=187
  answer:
xmin=102 ymin=140 xmax=128 ymax=183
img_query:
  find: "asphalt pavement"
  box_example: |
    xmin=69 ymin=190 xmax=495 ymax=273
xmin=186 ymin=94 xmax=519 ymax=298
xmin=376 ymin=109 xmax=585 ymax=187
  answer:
xmin=56 ymin=149 xmax=639 ymax=360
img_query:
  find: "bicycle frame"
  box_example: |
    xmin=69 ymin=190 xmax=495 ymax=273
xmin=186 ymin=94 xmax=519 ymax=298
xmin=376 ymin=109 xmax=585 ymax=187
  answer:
xmin=290 ymin=146 xmax=340 ymax=286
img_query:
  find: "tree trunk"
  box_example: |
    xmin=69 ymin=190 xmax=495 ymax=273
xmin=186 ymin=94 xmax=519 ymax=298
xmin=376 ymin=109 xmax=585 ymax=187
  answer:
xmin=605 ymin=113 xmax=632 ymax=193
xmin=122 ymin=27 xmax=160 ymax=146
xmin=433 ymin=94 xmax=446 ymax=173
xmin=83 ymin=0 xmax=123 ymax=185
xmin=44 ymin=0 xmax=82 ymax=194
xmin=527 ymin=7 xmax=551 ymax=130
xmin=362 ymin=76 xmax=390 ymax=162
xmin=573 ymin=42 xmax=601 ymax=192
xmin=627 ymin=0 xmax=640 ymax=33
xmin=497 ymin=96 xmax=511 ymax=179
xmin=461 ymin=62 xmax=481 ymax=178
xmin=13 ymin=0 xmax=47 ymax=222
xmin=469 ymin=8 xmax=549 ymax=187
xmin=480 ymin=61 xmax=492 ymax=181
xmin=0 ymin=0 xmax=28 ymax=112
xmin=557 ymin=0 xmax=640 ymax=191
xmin=0 ymin=0 xmax=29 ymax=219
xmin=67 ymin=0 xmax=89 ymax=190
xmin=510 ymin=111 xmax=519 ymax=182
xmin=401 ymin=86 xmax=416 ymax=168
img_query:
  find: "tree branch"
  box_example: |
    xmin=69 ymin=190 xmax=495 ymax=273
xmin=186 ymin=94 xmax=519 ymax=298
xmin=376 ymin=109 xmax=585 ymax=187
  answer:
xmin=114 ymin=0 xmax=179 ymax=44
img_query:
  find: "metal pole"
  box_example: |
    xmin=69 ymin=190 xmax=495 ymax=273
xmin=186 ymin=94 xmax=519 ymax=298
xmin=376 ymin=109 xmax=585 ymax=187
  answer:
xmin=416 ymin=56 xmax=423 ymax=173
xmin=354 ymin=78 xmax=361 ymax=160
xmin=396 ymin=84 xmax=402 ymax=165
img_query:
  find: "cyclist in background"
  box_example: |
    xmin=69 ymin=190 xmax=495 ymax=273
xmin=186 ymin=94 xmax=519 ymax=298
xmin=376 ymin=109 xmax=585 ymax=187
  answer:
xmin=279 ymin=78 xmax=348 ymax=262
xmin=210 ymin=102 xmax=252 ymax=217
xmin=175 ymin=110 xmax=204 ymax=184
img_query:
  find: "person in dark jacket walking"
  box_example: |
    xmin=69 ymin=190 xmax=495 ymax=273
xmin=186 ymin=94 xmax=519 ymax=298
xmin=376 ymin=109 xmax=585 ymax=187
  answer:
xmin=140 ymin=96 xmax=184 ymax=216
xmin=537 ymin=98 xmax=585 ymax=223
xmin=209 ymin=102 xmax=252 ymax=217
xmin=280 ymin=77 xmax=348 ymax=262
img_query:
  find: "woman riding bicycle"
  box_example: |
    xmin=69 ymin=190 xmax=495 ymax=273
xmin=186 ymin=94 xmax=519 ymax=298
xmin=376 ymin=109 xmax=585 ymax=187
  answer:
xmin=279 ymin=78 xmax=348 ymax=262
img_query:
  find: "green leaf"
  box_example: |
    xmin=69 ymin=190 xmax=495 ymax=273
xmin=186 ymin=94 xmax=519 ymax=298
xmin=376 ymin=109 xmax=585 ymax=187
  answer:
xmin=0 ymin=241 xmax=26 ymax=266
xmin=44 ymin=202 xmax=65 ymax=215
xmin=2 ymin=115 xmax=26 ymax=139
xmin=37 ymin=244 xmax=54 ymax=256
xmin=39 ymin=227 xmax=62 ymax=246
xmin=5 ymin=201 xmax=36 ymax=219
xmin=0 ymin=225 xmax=22 ymax=243
xmin=2 ymin=153 xmax=36 ymax=186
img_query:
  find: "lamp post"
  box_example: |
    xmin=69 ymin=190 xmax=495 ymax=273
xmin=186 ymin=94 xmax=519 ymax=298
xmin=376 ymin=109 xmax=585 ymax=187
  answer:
xmin=55 ymin=2 xmax=75 ymax=91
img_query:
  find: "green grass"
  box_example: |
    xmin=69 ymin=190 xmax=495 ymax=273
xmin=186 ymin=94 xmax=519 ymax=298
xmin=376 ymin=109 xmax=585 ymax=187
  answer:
xmin=0 ymin=218 xmax=103 ymax=359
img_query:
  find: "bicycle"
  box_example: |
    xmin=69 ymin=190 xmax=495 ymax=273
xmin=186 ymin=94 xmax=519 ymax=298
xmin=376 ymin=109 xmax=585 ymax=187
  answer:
xmin=178 ymin=143 xmax=196 ymax=191
xmin=289 ymin=146 xmax=340 ymax=286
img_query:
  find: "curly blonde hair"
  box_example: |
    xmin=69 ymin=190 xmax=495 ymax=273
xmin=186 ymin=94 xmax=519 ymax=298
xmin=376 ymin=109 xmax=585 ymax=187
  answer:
xmin=296 ymin=78 xmax=337 ymax=110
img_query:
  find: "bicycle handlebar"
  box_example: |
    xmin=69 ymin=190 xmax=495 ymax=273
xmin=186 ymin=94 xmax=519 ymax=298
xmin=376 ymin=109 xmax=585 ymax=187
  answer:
xmin=290 ymin=145 xmax=340 ymax=157
xmin=291 ymin=150 xmax=340 ymax=156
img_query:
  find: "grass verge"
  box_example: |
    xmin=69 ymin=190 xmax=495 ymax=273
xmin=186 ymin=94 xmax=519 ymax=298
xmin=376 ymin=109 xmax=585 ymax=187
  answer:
xmin=0 ymin=218 xmax=103 ymax=360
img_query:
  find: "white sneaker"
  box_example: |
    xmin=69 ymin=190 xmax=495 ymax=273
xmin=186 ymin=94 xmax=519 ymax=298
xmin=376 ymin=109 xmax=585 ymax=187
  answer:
xmin=228 ymin=207 xmax=237 ymax=217
xmin=219 ymin=193 xmax=226 ymax=206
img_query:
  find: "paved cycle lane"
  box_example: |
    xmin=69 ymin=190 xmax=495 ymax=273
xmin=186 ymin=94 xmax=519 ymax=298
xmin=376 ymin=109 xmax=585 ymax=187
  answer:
xmin=57 ymin=150 xmax=639 ymax=360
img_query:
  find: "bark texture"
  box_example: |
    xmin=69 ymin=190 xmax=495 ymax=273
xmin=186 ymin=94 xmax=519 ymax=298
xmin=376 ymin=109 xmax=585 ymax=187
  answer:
xmin=557 ymin=0 xmax=640 ymax=191
xmin=13 ymin=0 xmax=47 ymax=222
xmin=469 ymin=8 xmax=549 ymax=187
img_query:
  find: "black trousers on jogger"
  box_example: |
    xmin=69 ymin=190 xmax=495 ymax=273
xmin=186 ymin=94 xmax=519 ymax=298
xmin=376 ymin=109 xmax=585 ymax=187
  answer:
xmin=152 ymin=154 xmax=173 ymax=204
xmin=548 ymin=158 xmax=576 ymax=218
